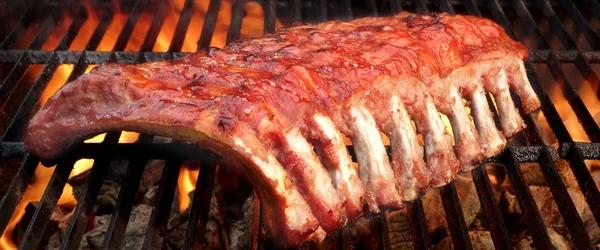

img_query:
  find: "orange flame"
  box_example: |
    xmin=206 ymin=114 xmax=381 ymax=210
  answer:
xmin=177 ymin=166 xmax=200 ymax=213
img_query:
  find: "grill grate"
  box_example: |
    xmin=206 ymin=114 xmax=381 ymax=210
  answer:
xmin=0 ymin=0 xmax=599 ymax=249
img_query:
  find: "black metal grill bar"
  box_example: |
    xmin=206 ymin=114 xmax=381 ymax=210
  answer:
xmin=169 ymin=0 xmax=196 ymax=52
xmin=184 ymin=156 xmax=219 ymax=248
xmin=378 ymin=213 xmax=391 ymax=250
xmin=527 ymin=61 xmax=574 ymax=141
xmin=510 ymin=0 xmax=549 ymax=49
xmin=0 ymin=156 xmax=38 ymax=236
xmin=264 ymin=0 xmax=277 ymax=34
xmin=1 ymin=52 xmax=59 ymax=142
xmin=140 ymin=0 xmax=169 ymax=51
xmin=502 ymin=149 xmax=553 ymax=249
xmin=142 ymin=159 xmax=182 ymax=249
xmin=59 ymin=52 xmax=124 ymax=250
xmin=341 ymin=0 xmax=353 ymax=20
xmin=18 ymin=160 xmax=74 ymax=249
xmin=563 ymin=145 xmax=600 ymax=228
xmin=532 ymin=0 xmax=577 ymax=50
xmin=198 ymin=0 xmax=222 ymax=51
xmin=367 ymin=0 xmax=379 ymax=17
xmin=559 ymin=142 xmax=600 ymax=159
xmin=462 ymin=0 xmax=483 ymax=16
xmin=438 ymin=0 xmax=456 ymax=14
xmin=390 ymin=0 xmax=403 ymax=14
xmin=537 ymin=147 xmax=594 ymax=249
xmin=555 ymin=0 xmax=600 ymax=50
xmin=546 ymin=52 xmax=600 ymax=142
xmin=0 ymin=0 xmax=35 ymax=36
xmin=226 ymin=0 xmax=246 ymax=45
xmin=486 ymin=2 xmax=600 ymax=248
xmin=0 ymin=52 xmax=31 ymax=110
xmin=495 ymin=0 xmax=600 ymax=232
xmin=27 ymin=13 xmax=60 ymax=51
xmin=589 ymin=1 xmax=600 ymax=21
xmin=60 ymin=132 xmax=122 ymax=250
xmin=251 ymin=193 xmax=261 ymax=250
xmin=505 ymin=0 xmax=600 ymax=143
xmin=101 ymin=134 xmax=154 ymax=250
xmin=55 ymin=7 xmax=88 ymax=51
xmin=440 ymin=182 xmax=473 ymax=249
xmin=0 ymin=4 xmax=44 ymax=50
xmin=472 ymin=166 xmax=511 ymax=250
xmin=86 ymin=9 xmax=116 ymax=51
xmin=1 ymin=49 xmax=598 ymax=64
xmin=414 ymin=0 xmax=429 ymax=13
xmin=572 ymin=53 xmax=600 ymax=101
xmin=289 ymin=0 xmax=300 ymax=22
xmin=113 ymin=0 xmax=145 ymax=51
xmin=406 ymin=198 xmax=432 ymax=249
xmin=318 ymin=0 xmax=328 ymax=21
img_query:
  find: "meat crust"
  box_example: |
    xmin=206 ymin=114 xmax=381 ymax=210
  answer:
xmin=25 ymin=12 xmax=540 ymax=247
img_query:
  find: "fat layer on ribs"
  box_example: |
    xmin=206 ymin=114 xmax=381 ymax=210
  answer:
xmin=25 ymin=12 xmax=540 ymax=247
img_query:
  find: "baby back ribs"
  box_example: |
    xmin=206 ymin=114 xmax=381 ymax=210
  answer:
xmin=25 ymin=12 xmax=540 ymax=247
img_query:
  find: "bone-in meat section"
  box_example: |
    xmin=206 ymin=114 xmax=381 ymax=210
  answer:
xmin=25 ymin=12 xmax=541 ymax=246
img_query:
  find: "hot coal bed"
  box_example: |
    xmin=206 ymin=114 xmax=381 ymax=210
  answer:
xmin=1 ymin=0 xmax=600 ymax=249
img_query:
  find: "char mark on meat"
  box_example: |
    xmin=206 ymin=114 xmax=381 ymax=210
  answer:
xmin=25 ymin=12 xmax=540 ymax=247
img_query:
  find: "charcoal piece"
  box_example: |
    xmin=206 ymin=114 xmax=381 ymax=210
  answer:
xmin=529 ymin=185 xmax=600 ymax=245
xmin=139 ymin=160 xmax=166 ymax=196
xmin=95 ymin=181 xmax=121 ymax=215
xmin=436 ymin=231 xmax=495 ymax=249
xmin=340 ymin=217 xmax=379 ymax=250
xmin=515 ymin=228 xmax=570 ymax=250
xmin=80 ymin=204 xmax=153 ymax=250
xmin=164 ymin=184 xmax=229 ymax=249
xmin=422 ymin=174 xmax=480 ymax=241
xmin=14 ymin=202 xmax=73 ymax=248
xmin=385 ymin=209 xmax=412 ymax=250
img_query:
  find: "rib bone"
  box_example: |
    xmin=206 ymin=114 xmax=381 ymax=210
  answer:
xmin=388 ymin=93 xmax=430 ymax=200
xmin=484 ymin=69 xmax=525 ymax=137
xmin=470 ymin=84 xmax=507 ymax=157
xmin=277 ymin=127 xmax=345 ymax=230
xmin=508 ymin=60 xmax=541 ymax=113
xmin=446 ymin=85 xmax=484 ymax=171
xmin=348 ymin=106 xmax=403 ymax=211
xmin=414 ymin=95 xmax=460 ymax=187
xmin=310 ymin=113 xmax=365 ymax=219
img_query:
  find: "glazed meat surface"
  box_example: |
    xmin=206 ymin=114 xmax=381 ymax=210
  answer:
xmin=25 ymin=12 xmax=540 ymax=247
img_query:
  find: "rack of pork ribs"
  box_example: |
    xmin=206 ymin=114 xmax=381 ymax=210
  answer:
xmin=25 ymin=12 xmax=540 ymax=247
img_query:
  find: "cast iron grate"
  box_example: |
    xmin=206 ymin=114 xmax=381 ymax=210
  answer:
xmin=0 ymin=0 xmax=599 ymax=249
